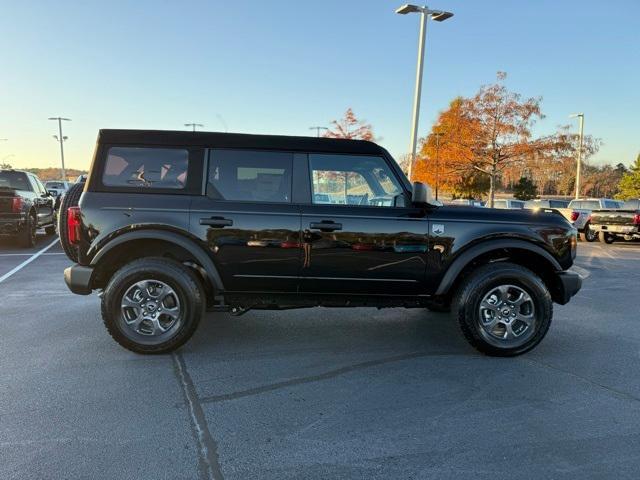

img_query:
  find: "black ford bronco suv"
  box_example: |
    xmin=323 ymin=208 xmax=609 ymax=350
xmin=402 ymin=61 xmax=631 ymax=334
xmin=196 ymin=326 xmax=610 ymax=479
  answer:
xmin=62 ymin=129 xmax=581 ymax=356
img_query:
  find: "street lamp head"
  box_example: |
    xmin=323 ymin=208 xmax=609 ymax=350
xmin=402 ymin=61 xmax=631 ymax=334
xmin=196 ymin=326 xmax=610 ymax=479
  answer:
xmin=396 ymin=4 xmax=422 ymax=14
xmin=48 ymin=117 xmax=71 ymax=121
xmin=431 ymin=11 xmax=453 ymax=21
xmin=569 ymin=113 xmax=584 ymax=118
xmin=395 ymin=5 xmax=453 ymax=20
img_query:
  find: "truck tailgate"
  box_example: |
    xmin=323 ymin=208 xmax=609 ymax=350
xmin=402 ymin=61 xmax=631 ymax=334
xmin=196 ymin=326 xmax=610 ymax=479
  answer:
xmin=591 ymin=209 xmax=637 ymax=225
xmin=0 ymin=188 xmax=17 ymax=214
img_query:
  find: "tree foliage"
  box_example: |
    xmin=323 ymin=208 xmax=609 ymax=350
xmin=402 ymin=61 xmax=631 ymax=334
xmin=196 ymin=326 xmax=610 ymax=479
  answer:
xmin=513 ymin=176 xmax=537 ymax=200
xmin=414 ymin=72 xmax=605 ymax=202
xmin=616 ymin=154 xmax=640 ymax=200
xmin=323 ymin=108 xmax=375 ymax=141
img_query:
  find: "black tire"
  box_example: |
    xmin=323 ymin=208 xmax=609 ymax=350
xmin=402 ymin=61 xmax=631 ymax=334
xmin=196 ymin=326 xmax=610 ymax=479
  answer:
xmin=101 ymin=257 xmax=205 ymax=354
xmin=44 ymin=224 xmax=56 ymax=236
xmin=17 ymin=213 xmax=36 ymax=248
xmin=600 ymin=232 xmax=616 ymax=244
xmin=58 ymin=182 xmax=84 ymax=262
xmin=453 ymin=262 xmax=553 ymax=357
xmin=582 ymin=224 xmax=599 ymax=242
xmin=424 ymin=298 xmax=451 ymax=313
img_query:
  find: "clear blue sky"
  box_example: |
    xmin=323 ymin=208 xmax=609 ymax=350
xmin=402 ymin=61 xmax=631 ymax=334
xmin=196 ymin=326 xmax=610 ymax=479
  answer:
xmin=1 ymin=0 xmax=638 ymax=170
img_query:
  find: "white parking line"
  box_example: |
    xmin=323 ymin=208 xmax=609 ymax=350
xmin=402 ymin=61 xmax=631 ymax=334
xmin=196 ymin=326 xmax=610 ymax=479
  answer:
xmin=0 ymin=252 xmax=64 ymax=257
xmin=0 ymin=238 xmax=60 ymax=284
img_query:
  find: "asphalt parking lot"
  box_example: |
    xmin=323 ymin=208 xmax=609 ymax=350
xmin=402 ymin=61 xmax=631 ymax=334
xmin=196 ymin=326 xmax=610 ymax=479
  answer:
xmin=1 ymin=234 xmax=640 ymax=480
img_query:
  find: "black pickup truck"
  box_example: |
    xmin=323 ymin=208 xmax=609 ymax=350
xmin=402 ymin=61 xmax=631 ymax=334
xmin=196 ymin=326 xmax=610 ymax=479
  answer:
xmin=0 ymin=169 xmax=57 ymax=247
xmin=590 ymin=199 xmax=640 ymax=244
xmin=62 ymin=130 xmax=581 ymax=356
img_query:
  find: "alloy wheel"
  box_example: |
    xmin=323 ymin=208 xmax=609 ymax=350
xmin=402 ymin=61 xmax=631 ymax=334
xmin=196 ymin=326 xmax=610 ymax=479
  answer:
xmin=477 ymin=284 xmax=536 ymax=348
xmin=120 ymin=280 xmax=182 ymax=337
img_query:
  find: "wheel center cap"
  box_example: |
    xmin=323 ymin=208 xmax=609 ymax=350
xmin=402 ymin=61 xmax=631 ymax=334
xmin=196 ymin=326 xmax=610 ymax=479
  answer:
xmin=501 ymin=308 xmax=511 ymax=317
xmin=147 ymin=302 xmax=157 ymax=312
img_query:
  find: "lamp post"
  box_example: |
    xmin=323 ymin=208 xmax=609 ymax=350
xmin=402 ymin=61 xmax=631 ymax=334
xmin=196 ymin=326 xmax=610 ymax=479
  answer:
xmin=309 ymin=126 xmax=328 ymax=138
xmin=396 ymin=4 xmax=453 ymax=180
xmin=48 ymin=117 xmax=71 ymax=181
xmin=569 ymin=113 xmax=584 ymax=199
xmin=433 ymin=130 xmax=444 ymax=200
xmin=184 ymin=123 xmax=204 ymax=132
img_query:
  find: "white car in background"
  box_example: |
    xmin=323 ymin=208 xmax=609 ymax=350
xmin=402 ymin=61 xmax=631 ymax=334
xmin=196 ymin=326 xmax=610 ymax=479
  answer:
xmin=449 ymin=199 xmax=485 ymax=208
xmin=492 ymin=199 xmax=526 ymax=209
xmin=44 ymin=180 xmax=71 ymax=198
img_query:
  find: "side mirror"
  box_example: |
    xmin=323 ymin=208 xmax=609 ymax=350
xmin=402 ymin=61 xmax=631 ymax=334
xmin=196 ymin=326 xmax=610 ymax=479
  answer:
xmin=411 ymin=181 xmax=441 ymax=206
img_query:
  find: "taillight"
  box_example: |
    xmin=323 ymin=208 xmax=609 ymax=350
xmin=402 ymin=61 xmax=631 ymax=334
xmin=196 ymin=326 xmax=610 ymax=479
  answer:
xmin=570 ymin=211 xmax=579 ymax=222
xmin=633 ymin=214 xmax=640 ymax=225
xmin=11 ymin=197 xmax=23 ymax=213
xmin=67 ymin=206 xmax=82 ymax=245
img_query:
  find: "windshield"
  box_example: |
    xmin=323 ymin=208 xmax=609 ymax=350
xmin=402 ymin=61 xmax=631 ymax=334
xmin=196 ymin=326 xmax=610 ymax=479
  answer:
xmin=0 ymin=171 xmax=32 ymax=191
xmin=45 ymin=181 xmax=65 ymax=189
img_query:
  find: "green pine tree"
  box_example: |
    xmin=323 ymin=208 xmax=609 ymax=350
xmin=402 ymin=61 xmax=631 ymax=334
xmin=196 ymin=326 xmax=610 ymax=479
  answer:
xmin=616 ymin=154 xmax=640 ymax=200
xmin=513 ymin=176 xmax=538 ymax=200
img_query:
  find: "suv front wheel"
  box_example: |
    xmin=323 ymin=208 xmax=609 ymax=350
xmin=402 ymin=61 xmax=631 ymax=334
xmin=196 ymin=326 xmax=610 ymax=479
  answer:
xmin=453 ymin=262 xmax=552 ymax=356
xmin=101 ymin=257 xmax=204 ymax=354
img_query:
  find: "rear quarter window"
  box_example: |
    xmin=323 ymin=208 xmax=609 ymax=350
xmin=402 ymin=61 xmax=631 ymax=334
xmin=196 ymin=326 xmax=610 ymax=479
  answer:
xmin=102 ymin=147 xmax=189 ymax=190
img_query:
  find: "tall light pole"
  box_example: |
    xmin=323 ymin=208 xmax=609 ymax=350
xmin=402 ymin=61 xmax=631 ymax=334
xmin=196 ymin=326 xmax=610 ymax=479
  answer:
xmin=184 ymin=123 xmax=204 ymax=132
xmin=396 ymin=4 xmax=453 ymax=181
xmin=48 ymin=117 xmax=71 ymax=181
xmin=309 ymin=126 xmax=328 ymax=137
xmin=433 ymin=130 xmax=444 ymax=200
xmin=569 ymin=113 xmax=584 ymax=199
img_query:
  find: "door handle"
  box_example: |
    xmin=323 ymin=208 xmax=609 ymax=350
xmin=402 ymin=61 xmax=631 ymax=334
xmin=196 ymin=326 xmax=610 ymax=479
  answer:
xmin=309 ymin=221 xmax=342 ymax=232
xmin=200 ymin=217 xmax=233 ymax=228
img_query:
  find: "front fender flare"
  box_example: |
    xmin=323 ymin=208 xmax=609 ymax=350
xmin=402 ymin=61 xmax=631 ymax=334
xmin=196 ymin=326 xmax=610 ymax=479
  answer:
xmin=434 ymin=239 xmax=562 ymax=296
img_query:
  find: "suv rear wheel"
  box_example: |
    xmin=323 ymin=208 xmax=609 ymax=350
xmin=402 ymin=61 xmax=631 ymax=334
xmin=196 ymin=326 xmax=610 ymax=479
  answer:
xmin=101 ymin=257 xmax=204 ymax=354
xmin=453 ymin=262 xmax=552 ymax=356
xmin=58 ymin=182 xmax=84 ymax=262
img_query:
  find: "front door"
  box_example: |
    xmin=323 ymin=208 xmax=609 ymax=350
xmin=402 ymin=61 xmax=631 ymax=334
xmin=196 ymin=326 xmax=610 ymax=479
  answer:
xmin=28 ymin=174 xmax=55 ymax=226
xmin=190 ymin=149 xmax=301 ymax=293
xmin=299 ymin=153 xmax=429 ymax=295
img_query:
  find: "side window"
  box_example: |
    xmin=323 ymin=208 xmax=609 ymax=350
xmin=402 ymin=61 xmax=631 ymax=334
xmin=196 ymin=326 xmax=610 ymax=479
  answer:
xmin=604 ymin=200 xmax=617 ymax=208
xmin=309 ymin=154 xmax=405 ymax=208
xmin=28 ymin=175 xmax=44 ymax=195
xmin=208 ymin=150 xmax=292 ymax=203
xmin=34 ymin=177 xmax=47 ymax=195
xmin=103 ymin=147 xmax=189 ymax=189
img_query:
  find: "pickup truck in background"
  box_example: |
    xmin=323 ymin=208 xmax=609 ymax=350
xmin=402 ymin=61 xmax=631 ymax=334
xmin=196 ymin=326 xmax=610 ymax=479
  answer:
xmin=567 ymin=198 xmax=624 ymax=242
xmin=590 ymin=199 xmax=640 ymax=244
xmin=0 ymin=169 xmax=57 ymax=247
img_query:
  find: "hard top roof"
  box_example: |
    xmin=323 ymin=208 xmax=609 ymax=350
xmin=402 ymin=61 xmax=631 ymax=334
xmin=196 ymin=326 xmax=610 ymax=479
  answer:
xmin=98 ymin=129 xmax=386 ymax=155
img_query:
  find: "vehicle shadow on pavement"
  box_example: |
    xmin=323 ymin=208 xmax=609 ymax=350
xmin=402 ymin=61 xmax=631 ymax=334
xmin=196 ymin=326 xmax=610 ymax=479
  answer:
xmin=187 ymin=308 xmax=470 ymax=358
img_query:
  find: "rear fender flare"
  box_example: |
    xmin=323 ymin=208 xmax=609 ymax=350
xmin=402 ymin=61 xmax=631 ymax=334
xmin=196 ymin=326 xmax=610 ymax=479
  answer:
xmin=90 ymin=229 xmax=224 ymax=291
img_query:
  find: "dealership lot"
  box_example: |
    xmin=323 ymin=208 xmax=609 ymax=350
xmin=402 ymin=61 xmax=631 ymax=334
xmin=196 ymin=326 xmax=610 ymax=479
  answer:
xmin=1 ymin=235 xmax=640 ymax=479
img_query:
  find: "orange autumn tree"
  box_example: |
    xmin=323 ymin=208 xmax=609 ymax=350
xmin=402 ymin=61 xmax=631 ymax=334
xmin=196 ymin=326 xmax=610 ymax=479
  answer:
xmin=416 ymin=72 xmax=559 ymax=206
xmin=414 ymin=97 xmax=483 ymax=198
xmin=323 ymin=108 xmax=375 ymax=141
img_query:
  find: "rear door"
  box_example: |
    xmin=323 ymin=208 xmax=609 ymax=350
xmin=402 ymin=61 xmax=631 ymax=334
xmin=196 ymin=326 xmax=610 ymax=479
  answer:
xmin=189 ymin=149 xmax=302 ymax=293
xmin=299 ymin=153 xmax=429 ymax=295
